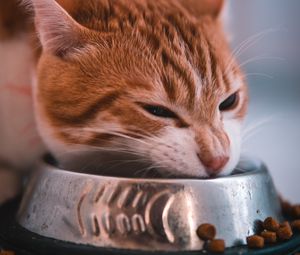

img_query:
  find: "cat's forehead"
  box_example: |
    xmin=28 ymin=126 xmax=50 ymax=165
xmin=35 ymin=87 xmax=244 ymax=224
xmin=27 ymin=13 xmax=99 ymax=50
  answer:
xmin=64 ymin=0 xmax=244 ymax=109
xmin=69 ymin=0 xmax=240 ymax=90
xmin=78 ymin=26 xmax=243 ymax=111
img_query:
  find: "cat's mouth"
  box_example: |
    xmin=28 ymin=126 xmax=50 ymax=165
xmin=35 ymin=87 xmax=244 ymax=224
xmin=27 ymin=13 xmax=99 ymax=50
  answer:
xmin=45 ymin=153 xmax=248 ymax=179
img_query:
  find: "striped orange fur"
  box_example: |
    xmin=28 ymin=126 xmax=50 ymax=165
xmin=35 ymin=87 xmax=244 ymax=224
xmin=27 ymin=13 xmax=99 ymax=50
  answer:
xmin=11 ymin=0 xmax=248 ymax=177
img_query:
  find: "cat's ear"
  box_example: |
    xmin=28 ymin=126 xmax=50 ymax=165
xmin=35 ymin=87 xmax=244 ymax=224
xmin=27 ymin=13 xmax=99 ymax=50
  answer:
xmin=25 ymin=0 xmax=88 ymax=57
xmin=178 ymin=0 xmax=224 ymax=18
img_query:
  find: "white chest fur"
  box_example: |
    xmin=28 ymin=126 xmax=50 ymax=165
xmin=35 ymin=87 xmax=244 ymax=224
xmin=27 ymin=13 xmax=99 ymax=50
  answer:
xmin=0 ymin=37 xmax=45 ymax=169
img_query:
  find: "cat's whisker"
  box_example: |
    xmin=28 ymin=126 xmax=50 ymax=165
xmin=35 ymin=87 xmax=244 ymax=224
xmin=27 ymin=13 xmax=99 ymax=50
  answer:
xmin=59 ymin=127 xmax=152 ymax=147
xmin=244 ymin=72 xmax=274 ymax=80
xmin=80 ymin=153 xmax=152 ymax=175
xmin=244 ymin=113 xmax=282 ymax=133
xmin=242 ymin=124 xmax=270 ymax=142
xmin=134 ymin=165 xmax=156 ymax=178
xmin=105 ymin=158 xmax=149 ymax=165
xmin=97 ymin=158 xmax=150 ymax=174
xmin=226 ymin=27 xmax=282 ymax=75
xmin=80 ymin=156 xmax=102 ymax=173
xmin=226 ymin=37 xmax=262 ymax=74
xmin=55 ymin=135 xmax=168 ymax=166
xmin=242 ymin=115 xmax=279 ymax=143
xmin=55 ymin=144 xmax=145 ymax=159
xmin=79 ymin=127 xmax=151 ymax=146
xmin=59 ymin=129 xmax=193 ymax=176
xmin=238 ymin=56 xmax=285 ymax=70
xmin=59 ymin=126 xmax=178 ymax=156
xmin=141 ymin=163 xmax=167 ymax=177
xmin=232 ymin=28 xmax=280 ymax=58
xmin=242 ymin=121 xmax=269 ymax=139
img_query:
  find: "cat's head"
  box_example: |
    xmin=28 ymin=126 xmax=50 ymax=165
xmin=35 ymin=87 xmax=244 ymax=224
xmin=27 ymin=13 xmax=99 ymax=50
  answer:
xmin=31 ymin=0 xmax=248 ymax=178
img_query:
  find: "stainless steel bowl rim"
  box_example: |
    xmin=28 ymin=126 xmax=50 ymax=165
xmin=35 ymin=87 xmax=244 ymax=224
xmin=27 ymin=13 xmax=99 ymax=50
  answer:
xmin=38 ymin=156 xmax=265 ymax=183
xmin=17 ymin=157 xmax=282 ymax=252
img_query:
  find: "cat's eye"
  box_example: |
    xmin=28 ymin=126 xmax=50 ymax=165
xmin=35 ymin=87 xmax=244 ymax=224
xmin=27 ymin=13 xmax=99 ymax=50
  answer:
xmin=142 ymin=105 xmax=178 ymax=119
xmin=219 ymin=92 xmax=238 ymax=111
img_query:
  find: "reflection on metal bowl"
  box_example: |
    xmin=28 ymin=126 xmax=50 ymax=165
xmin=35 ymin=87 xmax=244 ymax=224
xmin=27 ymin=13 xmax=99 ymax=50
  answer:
xmin=17 ymin=157 xmax=283 ymax=252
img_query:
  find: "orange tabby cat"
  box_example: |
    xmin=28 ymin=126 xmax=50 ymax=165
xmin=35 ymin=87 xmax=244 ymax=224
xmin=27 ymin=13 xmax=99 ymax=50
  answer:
xmin=0 ymin=0 xmax=247 ymax=202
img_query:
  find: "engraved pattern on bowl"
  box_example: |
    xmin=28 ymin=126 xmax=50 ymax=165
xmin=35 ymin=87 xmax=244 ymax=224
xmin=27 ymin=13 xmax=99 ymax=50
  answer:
xmin=17 ymin=158 xmax=283 ymax=251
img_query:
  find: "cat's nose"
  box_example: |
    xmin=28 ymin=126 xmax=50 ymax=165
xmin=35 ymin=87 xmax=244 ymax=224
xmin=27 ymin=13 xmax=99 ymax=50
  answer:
xmin=197 ymin=154 xmax=229 ymax=175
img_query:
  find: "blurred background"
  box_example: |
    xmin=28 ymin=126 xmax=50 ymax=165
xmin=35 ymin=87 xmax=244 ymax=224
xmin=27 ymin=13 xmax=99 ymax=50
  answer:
xmin=228 ymin=0 xmax=300 ymax=202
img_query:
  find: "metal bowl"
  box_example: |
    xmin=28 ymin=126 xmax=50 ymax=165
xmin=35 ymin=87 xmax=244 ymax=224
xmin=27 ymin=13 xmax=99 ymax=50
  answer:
xmin=17 ymin=157 xmax=283 ymax=252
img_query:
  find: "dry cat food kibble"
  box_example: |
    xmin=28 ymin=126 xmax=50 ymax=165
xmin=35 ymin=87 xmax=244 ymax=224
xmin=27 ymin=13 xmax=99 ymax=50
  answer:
xmin=246 ymin=235 xmax=264 ymax=249
xmin=196 ymin=223 xmax=225 ymax=253
xmin=207 ymin=239 xmax=226 ymax=253
xmin=248 ymin=216 xmax=296 ymax=249
xmin=196 ymin=223 xmax=216 ymax=241
xmin=276 ymin=222 xmax=293 ymax=240
xmin=263 ymin=217 xmax=280 ymax=231
xmin=291 ymin=220 xmax=300 ymax=231
xmin=260 ymin=230 xmax=277 ymax=244
xmin=280 ymin=221 xmax=290 ymax=228
xmin=197 ymin=215 xmax=298 ymax=252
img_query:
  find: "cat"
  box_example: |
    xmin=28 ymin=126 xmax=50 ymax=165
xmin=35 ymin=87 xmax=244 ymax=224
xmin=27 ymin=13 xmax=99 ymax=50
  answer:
xmin=0 ymin=0 xmax=248 ymax=204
